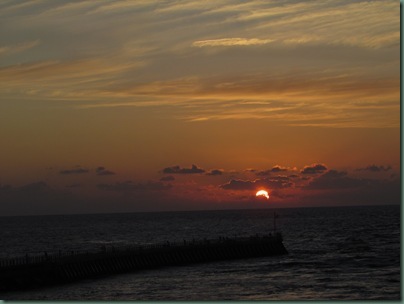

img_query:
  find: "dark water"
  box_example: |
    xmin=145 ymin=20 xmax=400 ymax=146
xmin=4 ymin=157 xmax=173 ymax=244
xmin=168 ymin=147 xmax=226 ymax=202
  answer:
xmin=0 ymin=205 xmax=400 ymax=300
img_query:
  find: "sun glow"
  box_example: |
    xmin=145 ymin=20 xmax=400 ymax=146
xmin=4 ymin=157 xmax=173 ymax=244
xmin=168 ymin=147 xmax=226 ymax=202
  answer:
xmin=256 ymin=190 xmax=269 ymax=199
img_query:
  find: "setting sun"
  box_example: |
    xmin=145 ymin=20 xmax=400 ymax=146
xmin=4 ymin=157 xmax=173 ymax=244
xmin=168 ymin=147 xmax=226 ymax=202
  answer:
xmin=256 ymin=190 xmax=269 ymax=199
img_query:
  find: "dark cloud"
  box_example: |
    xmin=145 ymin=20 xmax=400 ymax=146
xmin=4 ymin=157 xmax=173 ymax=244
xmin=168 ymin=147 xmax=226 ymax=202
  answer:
xmin=0 ymin=184 xmax=12 ymax=192
xmin=302 ymin=177 xmax=400 ymax=206
xmin=206 ymin=169 xmax=223 ymax=176
xmin=256 ymin=165 xmax=288 ymax=176
xmin=0 ymin=181 xmax=76 ymax=216
xmin=96 ymin=166 xmax=115 ymax=176
xmin=273 ymin=175 xmax=290 ymax=181
xmin=255 ymin=170 xmax=272 ymax=176
xmin=97 ymin=181 xmax=172 ymax=192
xmin=220 ymin=178 xmax=293 ymax=191
xmin=162 ymin=164 xmax=205 ymax=174
xmin=266 ymin=179 xmax=293 ymax=189
xmin=356 ymin=165 xmax=392 ymax=172
xmin=60 ymin=168 xmax=89 ymax=175
xmin=18 ymin=181 xmax=50 ymax=194
xmin=160 ymin=175 xmax=175 ymax=181
xmin=301 ymin=163 xmax=327 ymax=174
xmin=66 ymin=184 xmax=82 ymax=188
xmin=220 ymin=179 xmax=255 ymax=190
xmin=270 ymin=165 xmax=288 ymax=172
xmin=305 ymin=170 xmax=371 ymax=190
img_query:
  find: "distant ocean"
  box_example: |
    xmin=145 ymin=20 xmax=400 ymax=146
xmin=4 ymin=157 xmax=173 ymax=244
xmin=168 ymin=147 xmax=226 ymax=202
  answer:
xmin=0 ymin=205 xmax=400 ymax=300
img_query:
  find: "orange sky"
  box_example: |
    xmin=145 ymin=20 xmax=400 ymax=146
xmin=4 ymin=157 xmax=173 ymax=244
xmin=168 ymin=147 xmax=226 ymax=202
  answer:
xmin=0 ymin=0 xmax=400 ymax=216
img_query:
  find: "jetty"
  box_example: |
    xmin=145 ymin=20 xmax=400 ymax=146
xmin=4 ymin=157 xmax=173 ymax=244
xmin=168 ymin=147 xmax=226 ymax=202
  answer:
xmin=0 ymin=233 xmax=287 ymax=292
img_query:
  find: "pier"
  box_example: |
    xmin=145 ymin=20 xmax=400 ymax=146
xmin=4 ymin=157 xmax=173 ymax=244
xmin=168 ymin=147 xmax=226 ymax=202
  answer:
xmin=0 ymin=233 xmax=287 ymax=292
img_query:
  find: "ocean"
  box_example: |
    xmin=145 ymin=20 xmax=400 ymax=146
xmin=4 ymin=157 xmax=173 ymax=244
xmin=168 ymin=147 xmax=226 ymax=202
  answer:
xmin=0 ymin=205 xmax=400 ymax=300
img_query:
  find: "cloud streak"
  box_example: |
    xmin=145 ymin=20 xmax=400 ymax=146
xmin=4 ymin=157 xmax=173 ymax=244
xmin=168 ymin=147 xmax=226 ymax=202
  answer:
xmin=193 ymin=38 xmax=274 ymax=47
xmin=0 ymin=40 xmax=40 ymax=56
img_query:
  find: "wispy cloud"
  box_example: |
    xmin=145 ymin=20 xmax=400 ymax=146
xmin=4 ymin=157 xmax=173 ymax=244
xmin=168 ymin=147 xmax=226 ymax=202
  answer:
xmin=193 ymin=38 xmax=274 ymax=47
xmin=0 ymin=40 xmax=40 ymax=56
xmin=0 ymin=0 xmax=399 ymax=130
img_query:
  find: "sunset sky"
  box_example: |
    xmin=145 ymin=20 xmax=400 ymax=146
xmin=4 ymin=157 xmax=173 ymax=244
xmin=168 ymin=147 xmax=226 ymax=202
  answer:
xmin=0 ymin=0 xmax=400 ymax=216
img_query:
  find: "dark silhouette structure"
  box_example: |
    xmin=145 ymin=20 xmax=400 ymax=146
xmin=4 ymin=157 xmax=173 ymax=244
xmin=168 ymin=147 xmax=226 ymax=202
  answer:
xmin=0 ymin=233 xmax=287 ymax=292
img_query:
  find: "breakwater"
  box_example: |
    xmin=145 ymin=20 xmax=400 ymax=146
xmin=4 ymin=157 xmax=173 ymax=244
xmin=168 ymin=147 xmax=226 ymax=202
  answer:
xmin=0 ymin=233 xmax=287 ymax=292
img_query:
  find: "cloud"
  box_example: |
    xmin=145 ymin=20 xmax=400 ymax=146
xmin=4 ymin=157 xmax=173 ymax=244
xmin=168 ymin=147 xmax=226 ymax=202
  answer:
xmin=66 ymin=184 xmax=82 ymax=188
xmin=220 ymin=179 xmax=255 ymax=191
xmin=162 ymin=164 xmax=205 ymax=174
xmin=220 ymin=177 xmax=293 ymax=191
xmin=0 ymin=0 xmax=398 ymax=130
xmin=301 ymin=163 xmax=327 ymax=174
xmin=15 ymin=181 xmax=50 ymax=194
xmin=0 ymin=184 xmax=12 ymax=192
xmin=256 ymin=165 xmax=288 ymax=176
xmin=272 ymin=175 xmax=290 ymax=181
xmin=0 ymin=40 xmax=40 ymax=56
xmin=356 ymin=165 xmax=392 ymax=172
xmin=193 ymin=38 xmax=274 ymax=47
xmin=302 ymin=172 xmax=400 ymax=206
xmin=255 ymin=170 xmax=272 ymax=176
xmin=96 ymin=166 xmax=115 ymax=176
xmin=206 ymin=169 xmax=223 ymax=176
xmin=0 ymin=181 xmax=76 ymax=216
xmin=305 ymin=170 xmax=366 ymax=190
xmin=160 ymin=175 xmax=175 ymax=181
xmin=270 ymin=165 xmax=288 ymax=172
xmin=59 ymin=168 xmax=89 ymax=175
xmin=97 ymin=181 xmax=172 ymax=192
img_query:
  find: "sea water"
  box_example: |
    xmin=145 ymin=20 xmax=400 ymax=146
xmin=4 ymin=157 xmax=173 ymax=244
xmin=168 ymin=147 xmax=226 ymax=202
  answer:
xmin=0 ymin=205 xmax=400 ymax=300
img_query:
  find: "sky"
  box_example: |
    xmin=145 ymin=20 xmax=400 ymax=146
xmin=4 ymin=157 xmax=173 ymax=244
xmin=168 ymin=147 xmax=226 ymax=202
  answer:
xmin=0 ymin=0 xmax=400 ymax=216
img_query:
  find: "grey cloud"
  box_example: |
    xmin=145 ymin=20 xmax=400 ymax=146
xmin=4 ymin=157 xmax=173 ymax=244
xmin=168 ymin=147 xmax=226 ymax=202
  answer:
xmin=302 ymin=177 xmax=400 ymax=206
xmin=301 ymin=164 xmax=327 ymax=174
xmin=256 ymin=165 xmax=288 ymax=176
xmin=272 ymin=175 xmax=290 ymax=181
xmin=0 ymin=181 xmax=76 ymax=216
xmin=270 ymin=165 xmax=288 ymax=172
xmin=163 ymin=164 xmax=205 ymax=174
xmin=96 ymin=166 xmax=115 ymax=176
xmin=206 ymin=169 xmax=223 ymax=176
xmin=356 ymin=165 xmax=392 ymax=172
xmin=17 ymin=181 xmax=50 ymax=194
xmin=220 ymin=179 xmax=255 ymax=191
xmin=60 ymin=168 xmax=89 ymax=175
xmin=97 ymin=181 xmax=172 ymax=192
xmin=220 ymin=177 xmax=293 ymax=191
xmin=160 ymin=175 xmax=175 ymax=181
xmin=255 ymin=170 xmax=272 ymax=176
xmin=305 ymin=170 xmax=368 ymax=190
xmin=66 ymin=184 xmax=82 ymax=188
xmin=255 ymin=165 xmax=288 ymax=176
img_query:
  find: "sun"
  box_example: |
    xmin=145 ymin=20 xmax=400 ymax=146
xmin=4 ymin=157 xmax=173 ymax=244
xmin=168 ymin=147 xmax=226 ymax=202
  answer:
xmin=256 ymin=189 xmax=269 ymax=199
